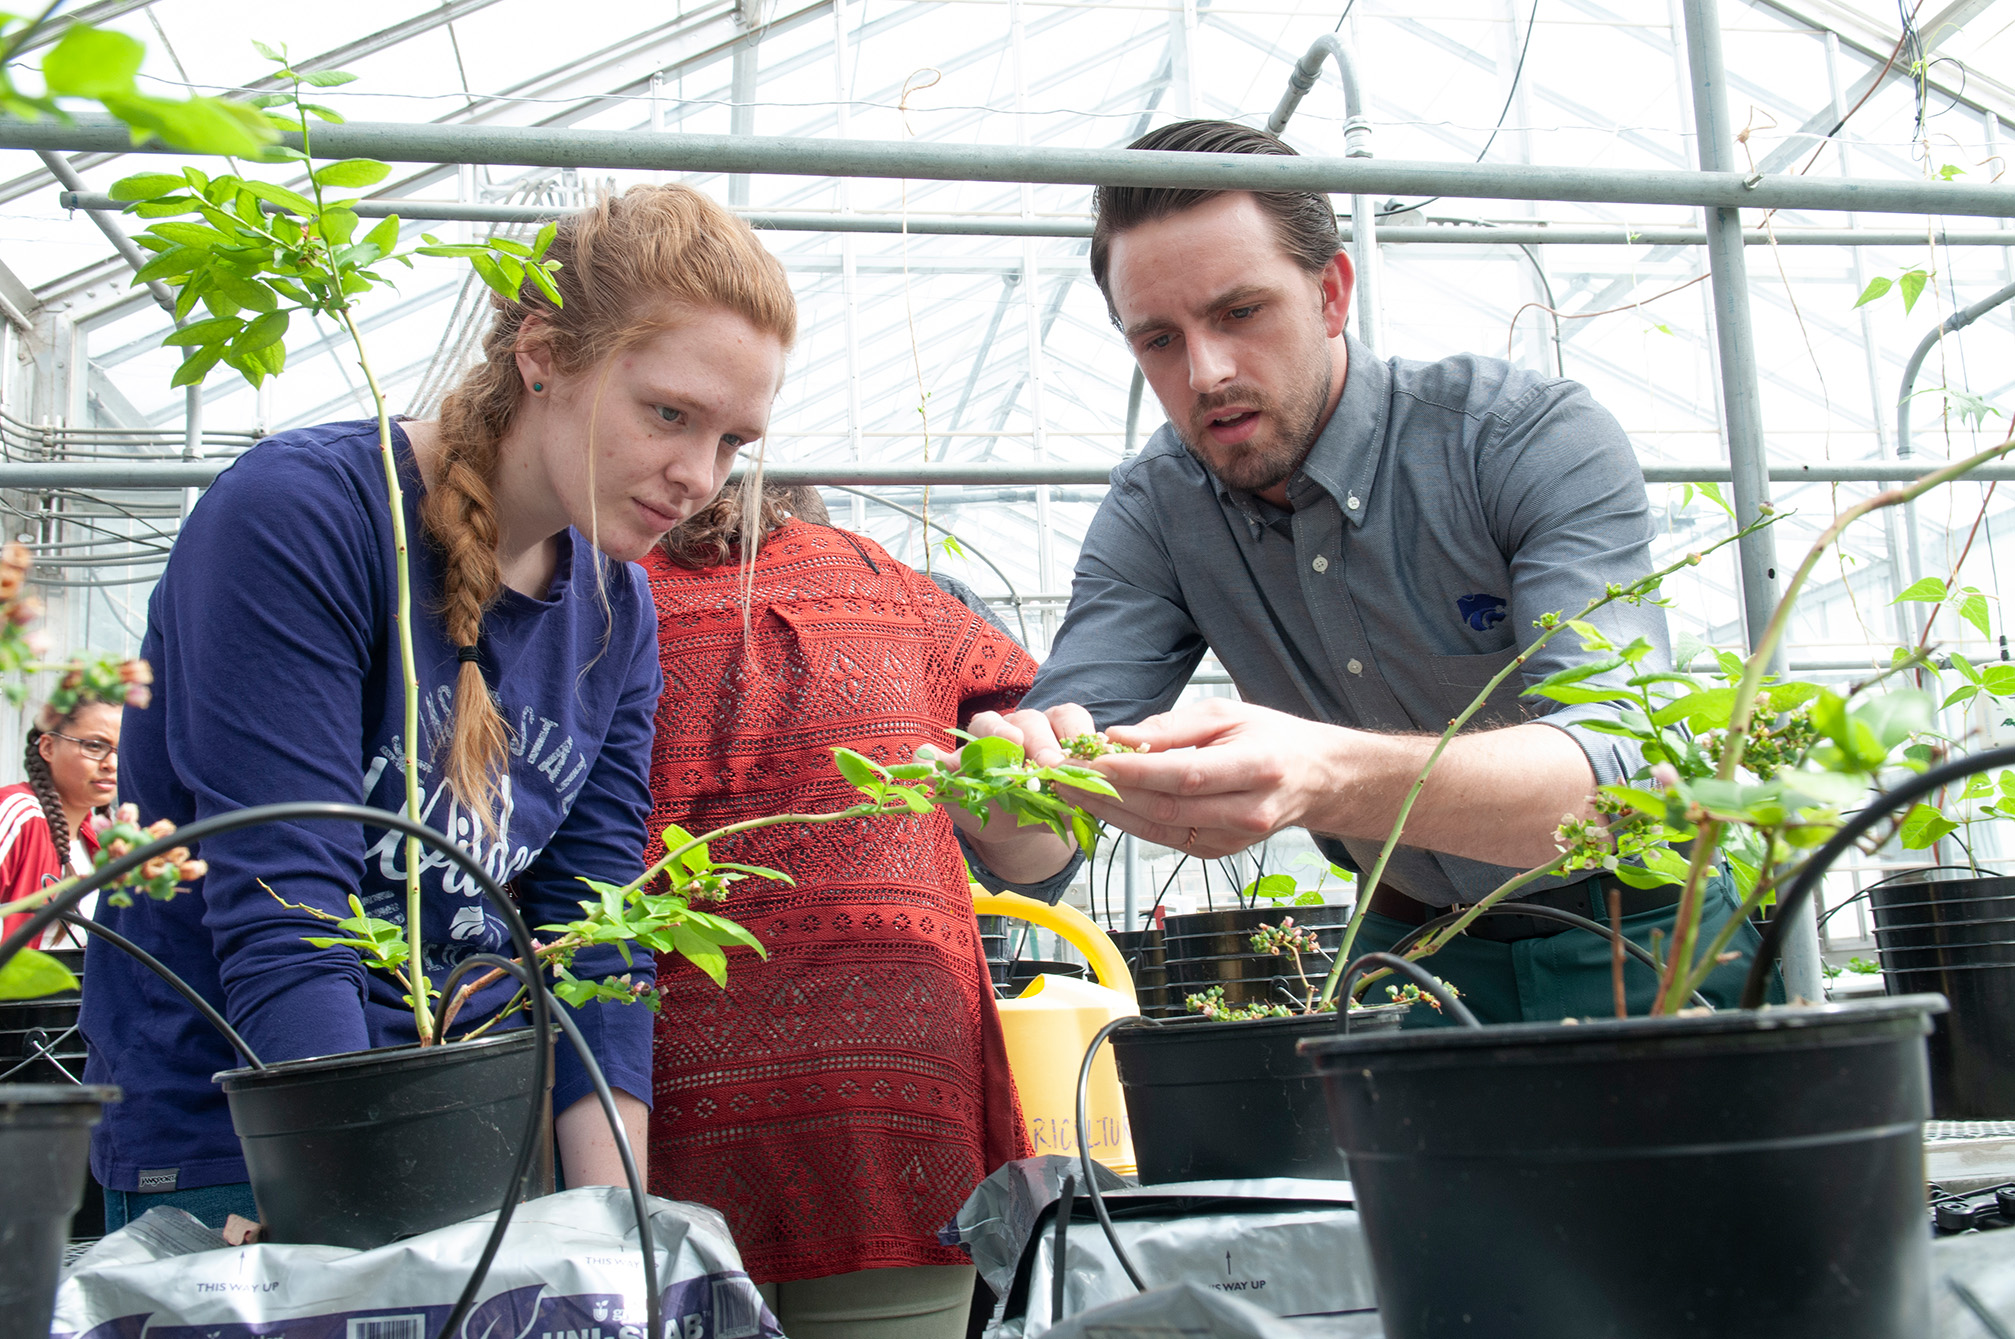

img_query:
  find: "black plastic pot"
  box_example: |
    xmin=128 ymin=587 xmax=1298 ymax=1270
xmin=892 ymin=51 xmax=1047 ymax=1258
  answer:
xmin=1302 ymin=995 xmax=1945 ymax=1339
xmin=0 ymin=949 xmax=85 ymax=1085
xmin=0 ymin=1084 xmax=118 ymax=1339
xmin=1110 ymin=1003 xmax=1407 ymax=1185
xmin=1106 ymin=929 xmax=1173 ymax=1017
xmin=217 ymin=1026 xmax=553 ymax=1249
xmin=1160 ymin=906 xmax=1348 ymax=1012
xmin=1871 ymin=873 xmax=2015 ymax=1118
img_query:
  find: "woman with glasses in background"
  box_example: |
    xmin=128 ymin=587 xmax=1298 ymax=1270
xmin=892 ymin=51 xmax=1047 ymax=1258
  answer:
xmin=0 ymin=698 xmax=119 ymax=948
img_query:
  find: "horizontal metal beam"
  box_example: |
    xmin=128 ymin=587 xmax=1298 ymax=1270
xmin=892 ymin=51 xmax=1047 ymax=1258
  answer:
xmin=13 ymin=117 xmax=2015 ymax=218
xmin=54 ymin=192 xmax=2015 ymax=245
xmin=11 ymin=460 xmax=2015 ymax=491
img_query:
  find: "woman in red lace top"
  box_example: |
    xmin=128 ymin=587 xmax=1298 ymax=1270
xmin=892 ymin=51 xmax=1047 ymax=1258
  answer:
xmin=644 ymin=483 xmax=1042 ymax=1337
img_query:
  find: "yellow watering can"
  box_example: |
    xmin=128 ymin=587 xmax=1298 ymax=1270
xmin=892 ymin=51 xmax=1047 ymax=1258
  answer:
xmin=974 ymin=887 xmax=1138 ymax=1177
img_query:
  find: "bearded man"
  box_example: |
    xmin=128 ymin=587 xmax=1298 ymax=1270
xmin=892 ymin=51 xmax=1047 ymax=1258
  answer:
xmin=958 ymin=118 xmax=1777 ymax=1022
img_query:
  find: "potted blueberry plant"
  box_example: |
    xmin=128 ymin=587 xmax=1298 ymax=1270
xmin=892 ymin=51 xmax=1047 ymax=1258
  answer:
xmin=1299 ymin=432 xmax=2015 ymax=1339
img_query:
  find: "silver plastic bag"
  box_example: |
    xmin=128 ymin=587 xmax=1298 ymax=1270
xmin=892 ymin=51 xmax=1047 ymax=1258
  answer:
xmin=52 ymin=1187 xmax=779 ymax=1339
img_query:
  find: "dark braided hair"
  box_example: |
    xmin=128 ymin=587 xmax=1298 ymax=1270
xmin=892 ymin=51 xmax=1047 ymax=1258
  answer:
xmin=23 ymin=711 xmax=81 ymax=861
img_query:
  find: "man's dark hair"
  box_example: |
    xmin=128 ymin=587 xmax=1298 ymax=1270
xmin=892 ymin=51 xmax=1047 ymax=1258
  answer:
xmin=1089 ymin=119 xmax=1341 ymax=326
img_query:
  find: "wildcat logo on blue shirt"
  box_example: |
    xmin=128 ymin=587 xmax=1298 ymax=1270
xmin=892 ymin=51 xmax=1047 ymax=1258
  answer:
xmin=1458 ymin=593 xmax=1508 ymax=632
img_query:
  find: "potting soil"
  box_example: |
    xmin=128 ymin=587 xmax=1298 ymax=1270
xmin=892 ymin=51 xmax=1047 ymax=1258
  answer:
xmin=50 ymin=1186 xmax=775 ymax=1339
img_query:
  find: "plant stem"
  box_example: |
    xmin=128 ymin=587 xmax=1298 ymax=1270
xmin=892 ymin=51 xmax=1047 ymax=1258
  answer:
xmin=1660 ymin=425 xmax=2015 ymax=1011
xmin=342 ymin=305 xmax=430 ymax=1040
xmin=1341 ymin=851 xmax=1570 ymax=1002
xmin=1316 ymin=525 xmax=1761 ymax=1008
xmin=0 ymin=875 xmax=73 ymax=920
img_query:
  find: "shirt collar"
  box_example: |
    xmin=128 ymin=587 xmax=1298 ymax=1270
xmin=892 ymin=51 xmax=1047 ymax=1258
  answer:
xmin=1213 ymin=334 xmax=1389 ymax=531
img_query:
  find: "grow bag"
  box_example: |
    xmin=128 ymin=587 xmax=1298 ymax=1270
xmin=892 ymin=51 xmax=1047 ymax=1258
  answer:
xmin=0 ymin=1084 xmax=117 ymax=1339
xmin=1302 ymin=994 xmax=1944 ymax=1339
xmin=1871 ymin=873 xmax=2015 ymax=1118
xmin=1160 ymin=906 xmax=1347 ymax=1012
xmin=0 ymin=948 xmax=85 ymax=1085
xmin=217 ymin=1026 xmax=554 ymax=1250
xmin=1110 ymin=1003 xmax=1406 ymax=1184
xmin=1106 ymin=928 xmax=1172 ymax=1017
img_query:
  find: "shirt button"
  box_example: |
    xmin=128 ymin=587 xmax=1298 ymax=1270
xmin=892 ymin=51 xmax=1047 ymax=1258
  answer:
xmin=1312 ymin=555 xmax=1329 ymax=574
xmin=1347 ymin=658 xmax=1363 ymax=675
xmin=1346 ymin=494 xmax=1361 ymax=511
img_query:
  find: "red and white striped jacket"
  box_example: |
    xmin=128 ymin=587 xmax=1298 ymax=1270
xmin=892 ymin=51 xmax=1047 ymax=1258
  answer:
xmin=0 ymin=781 xmax=100 ymax=949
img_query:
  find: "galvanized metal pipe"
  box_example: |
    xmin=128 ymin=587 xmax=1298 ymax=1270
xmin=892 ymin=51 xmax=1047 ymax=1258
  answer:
xmin=14 ymin=116 xmax=2015 ymax=217
xmin=10 ymin=460 xmax=2015 ymax=490
xmin=1684 ymin=0 xmax=1817 ymax=1003
xmin=54 ymin=194 xmax=2015 ymax=246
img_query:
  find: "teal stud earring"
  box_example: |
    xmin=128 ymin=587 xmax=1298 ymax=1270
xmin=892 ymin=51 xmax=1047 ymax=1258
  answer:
xmin=531 ymin=382 xmax=544 ymax=393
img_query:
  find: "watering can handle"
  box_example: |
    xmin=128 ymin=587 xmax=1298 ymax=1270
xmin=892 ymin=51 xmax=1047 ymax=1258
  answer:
xmin=971 ymin=886 xmax=1136 ymax=1006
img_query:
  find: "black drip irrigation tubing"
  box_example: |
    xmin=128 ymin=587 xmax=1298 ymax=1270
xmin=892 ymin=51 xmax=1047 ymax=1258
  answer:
xmin=1378 ymin=903 xmax=1715 ymax=1012
xmin=1065 ymin=952 xmax=1476 ymax=1311
xmin=54 ymin=910 xmax=262 ymax=1067
xmin=440 ymin=955 xmax=661 ymax=1339
xmin=0 ymin=801 xmax=659 ymax=1339
xmin=1748 ymin=746 xmax=2015 ymax=1009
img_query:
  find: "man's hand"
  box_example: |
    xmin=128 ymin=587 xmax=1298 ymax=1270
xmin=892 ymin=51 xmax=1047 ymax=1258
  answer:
xmin=1065 ymin=698 xmax=1598 ymax=870
xmin=940 ymin=703 xmax=1092 ymax=884
xmin=1065 ymin=699 xmax=1334 ymax=858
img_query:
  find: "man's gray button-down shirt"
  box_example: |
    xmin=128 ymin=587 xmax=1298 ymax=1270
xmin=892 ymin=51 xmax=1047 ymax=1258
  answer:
xmin=1025 ymin=337 xmax=1671 ymax=907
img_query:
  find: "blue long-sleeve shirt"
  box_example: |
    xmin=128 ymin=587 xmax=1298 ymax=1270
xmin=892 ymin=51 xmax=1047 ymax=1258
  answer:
xmin=83 ymin=419 xmax=662 ymax=1193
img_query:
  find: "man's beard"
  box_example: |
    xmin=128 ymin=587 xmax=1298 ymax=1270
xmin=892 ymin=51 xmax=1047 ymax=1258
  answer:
xmin=1171 ymin=358 xmax=1334 ymax=496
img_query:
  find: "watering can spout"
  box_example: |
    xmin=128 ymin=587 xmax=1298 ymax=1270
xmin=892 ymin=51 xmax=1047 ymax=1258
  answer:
xmin=975 ymin=887 xmax=1139 ymax=1176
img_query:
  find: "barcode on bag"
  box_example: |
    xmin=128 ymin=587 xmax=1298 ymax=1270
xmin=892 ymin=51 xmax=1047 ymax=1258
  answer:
xmin=711 ymin=1279 xmax=761 ymax=1339
xmin=347 ymin=1315 xmax=428 ymax=1339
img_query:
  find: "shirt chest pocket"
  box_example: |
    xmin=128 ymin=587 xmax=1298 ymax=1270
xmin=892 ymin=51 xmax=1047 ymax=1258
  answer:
xmin=1425 ymin=647 xmax=1535 ymax=730
xmin=769 ymin=599 xmax=936 ymax=712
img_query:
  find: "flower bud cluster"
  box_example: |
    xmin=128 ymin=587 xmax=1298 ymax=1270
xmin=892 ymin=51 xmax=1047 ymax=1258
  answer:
xmin=1059 ymin=732 xmax=1145 ymax=761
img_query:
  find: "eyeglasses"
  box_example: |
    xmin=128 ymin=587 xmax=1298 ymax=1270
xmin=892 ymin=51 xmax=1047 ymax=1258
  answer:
xmin=49 ymin=732 xmax=117 ymax=761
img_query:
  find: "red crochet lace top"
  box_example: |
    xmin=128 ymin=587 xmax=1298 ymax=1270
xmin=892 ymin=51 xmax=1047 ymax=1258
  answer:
xmin=643 ymin=520 xmax=1035 ymax=1284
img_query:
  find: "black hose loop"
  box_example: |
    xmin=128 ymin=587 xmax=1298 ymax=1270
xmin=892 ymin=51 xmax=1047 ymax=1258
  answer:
xmin=0 ymin=800 xmax=551 ymax=1339
xmin=58 ymin=912 xmax=263 ymax=1067
xmin=1075 ymin=1013 xmax=1154 ymax=1293
xmin=1815 ymin=863 xmax=1982 ymax=930
xmin=1742 ymin=745 xmax=2015 ymax=1009
xmin=1380 ymin=903 xmax=1714 ymax=1012
xmin=441 ymin=954 xmax=661 ymax=1339
xmin=1338 ymin=952 xmax=1481 ymax=1027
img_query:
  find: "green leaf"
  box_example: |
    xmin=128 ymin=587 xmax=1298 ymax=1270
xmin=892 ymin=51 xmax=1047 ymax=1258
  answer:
xmin=169 ymin=345 xmax=226 ymax=387
xmin=670 ymin=923 xmax=728 ymax=986
xmin=1691 ymin=480 xmax=1735 ymax=520
xmin=161 ymin=316 xmax=244 ymax=347
xmin=469 ymin=252 xmax=516 ymax=300
xmin=1893 ymin=577 xmax=1949 ymax=604
xmin=489 ymin=236 xmax=534 ymax=258
xmin=110 ymin=172 xmax=188 ymax=202
xmin=301 ymin=69 xmax=360 ymax=87
xmin=41 ymin=24 xmax=143 ymax=99
xmin=1899 ymin=269 xmax=1928 ymax=315
xmin=526 ymin=261 xmax=564 ymax=307
xmin=532 ymin=221 xmax=558 ymax=259
xmin=414 ymin=243 xmax=491 ymax=259
xmin=1524 ymin=655 xmax=1625 ymax=695
xmin=958 ymin=734 xmax=1024 ymax=774
xmin=1982 ymin=664 xmax=2015 ymax=697
xmin=0 ymin=946 xmax=79 ymax=1000
xmin=1853 ymin=275 xmax=1893 ymax=309
xmin=311 ymin=158 xmax=390 ymax=189
xmin=1244 ymin=873 xmax=1300 ymax=902
xmin=1566 ymin=619 xmax=1613 ymax=652
xmin=1950 ymin=650 xmax=1983 ymax=685
xmin=316 ymin=208 xmax=359 ymax=244
xmin=1960 ymin=591 xmax=1994 ymax=640
xmin=1652 ymin=687 xmax=1736 ymax=730
xmin=1945 ymin=684 xmax=1982 ymax=710
xmin=1852 ymin=689 xmax=1933 ymax=749
xmin=363 ymin=214 xmax=401 ymax=255
xmin=105 ymin=92 xmax=276 ymax=157
xmin=831 ymin=747 xmax=891 ymax=791
xmin=235 ymin=309 xmax=289 ymax=352
xmin=240 ymin=179 xmax=317 ymax=216
xmin=300 ymin=102 xmax=346 ymax=124
xmin=1764 ymin=681 xmax=1820 ymax=713
xmin=1899 ymin=803 xmax=1959 ymax=850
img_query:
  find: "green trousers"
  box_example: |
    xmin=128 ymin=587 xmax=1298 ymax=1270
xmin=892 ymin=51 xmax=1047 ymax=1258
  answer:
xmin=1350 ymin=875 xmax=1785 ymax=1026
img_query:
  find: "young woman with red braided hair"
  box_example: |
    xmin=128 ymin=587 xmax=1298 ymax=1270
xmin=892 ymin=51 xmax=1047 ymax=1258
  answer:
xmin=82 ymin=184 xmax=796 ymax=1231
